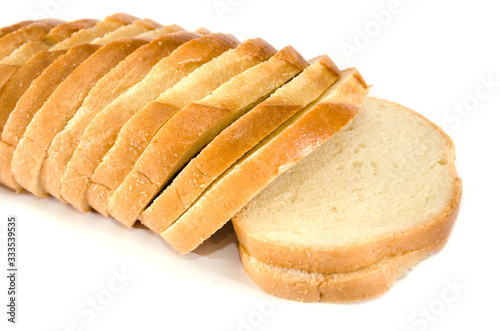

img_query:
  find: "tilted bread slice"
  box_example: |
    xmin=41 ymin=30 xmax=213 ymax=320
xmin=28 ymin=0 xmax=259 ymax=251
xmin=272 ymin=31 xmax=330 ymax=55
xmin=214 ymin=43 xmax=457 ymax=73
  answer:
xmin=108 ymin=46 xmax=308 ymax=226
xmin=0 ymin=19 xmax=169 ymax=190
xmin=237 ymin=97 xmax=461 ymax=302
xmin=41 ymin=31 xmax=196 ymax=199
xmin=89 ymin=38 xmax=277 ymax=216
xmin=137 ymin=24 xmax=185 ymax=39
xmin=0 ymin=19 xmax=63 ymax=60
xmin=0 ymin=19 xmax=98 ymax=67
xmin=141 ymin=55 xmax=341 ymax=233
xmin=11 ymin=38 xmax=149 ymax=196
xmin=0 ymin=45 xmax=100 ymax=190
xmin=161 ymin=68 xmax=369 ymax=254
xmin=239 ymin=239 xmax=445 ymax=303
xmin=50 ymin=13 xmax=139 ymax=51
xmin=90 ymin=19 xmax=161 ymax=45
xmin=61 ymin=33 xmax=239 ymax=211
xmin=233 ymin=97 xmax=462 ymax=273
xmin=0 ymin=20 xmax=35 ymax=39
xmin=0 ymin=19 xmax=100 ymax=133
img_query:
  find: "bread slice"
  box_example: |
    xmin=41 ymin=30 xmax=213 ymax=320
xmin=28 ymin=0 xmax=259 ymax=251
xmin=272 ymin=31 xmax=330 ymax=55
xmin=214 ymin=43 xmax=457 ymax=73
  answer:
xmin=61 ymin=33 xmax=239 ymax=212
xmin=0 ymin=19 xmax=98 ymax=67
xmin=0 ymin=44 xmax=99 ymax=190
xmin=0 ymin=19 xmax=100 ymax=133
xmin=161 ymin=68 xmax=368 ymax=254
xmin=0 ymin=19 xmax=63 ymax=60
xmin=232 ymin=97 xmax=462 ymax=273
xmin=141 ymin=55 xmax=340 ymax=233
xmin=136 ymin=24 xmax=185 ymax=39
xmin=40 ymin=31 xmax=195 ymax=199
xmin=50 ymin=13 xmax=139 ymax=51
xmin=107 ymin=46 xmax=307 ymax=226
xmin=0 ymin=20 xmax=160 ymax=190
xmin=0 ymin=20 xmax=35 ymax=39
xmin=90 ymin=19 xmax=161 ymax=45
xmin=89 ymin=38 xmax=277 ymax=216
xmin=11 ymin=38 xmax=149 ymax=196
xmin=239 ymin=239 xmax=445 ymax=303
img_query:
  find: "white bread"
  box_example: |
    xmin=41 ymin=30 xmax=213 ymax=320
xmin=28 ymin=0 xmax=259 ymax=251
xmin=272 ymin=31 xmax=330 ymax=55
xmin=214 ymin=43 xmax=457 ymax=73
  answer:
xmin=0 ymin=19 xmax=63 ymax=60
xmin=61 ymin=33 xmax=239 ymax=212
xmin=11 ymin=38 xmax=149 ymax=196
xmin=233 ymin=97 xmax=461 ymax=273
xmin=136 ymin=24 xmax=185 ymax=39
xmin=89 ymin=38 xmax=277 ymax=216
xmin=108 ymin=46 xmax=308 ymax=226
xmin=141 ymin=55 xmax=340 ymax=233
xmin=0 ymin=20 xmax=161 ymax=190
xmin=161 ymin=68 xmax=368 ymax=254
xmin=90 ymin=19 xmax=161 ymax=45
xmin=50 ymin=13 xmax=139 ymax=51
xmin=239 ymin=239 xmax=445 ymax=303
xmin=40 ymin=30 xmax=193 ymax=200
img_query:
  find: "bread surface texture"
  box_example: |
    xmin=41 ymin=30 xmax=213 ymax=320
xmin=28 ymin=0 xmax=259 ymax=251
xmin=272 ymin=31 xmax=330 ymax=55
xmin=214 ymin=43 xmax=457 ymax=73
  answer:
xmin=232 ymin=97 xmax=461 ymax=273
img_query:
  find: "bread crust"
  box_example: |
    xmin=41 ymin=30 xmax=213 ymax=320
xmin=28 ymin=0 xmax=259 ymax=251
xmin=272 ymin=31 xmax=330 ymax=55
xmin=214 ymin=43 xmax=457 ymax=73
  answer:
xmin=91 ymin=19 xmax=161 ymax=46
xmin=0 ymin=44 xmax=100 ymax=190
xmin=239 ymin=239 xmax=446 ymax=303
xmin=88 ymin=38 xmax=276 ymax=216
xmin=41 ymin=31 xmax=193 ymax=200
xmin=50 ymin=14 xmax=139 ymax=51
xmin=232 ymin=97 xmax=462 ymax=273
xmin=141 ymin=55 xmax=340 ymax=233
xmin=0 ymin=20 xmax=34 ymax=39
xmin=11 ymin=38 xmax=148 ymax=196
xmin=108 ymin=46 xmax=307 ymax=226
xmin=0 ymin=19 xmax=63 ymax=60
xmin=61 ymin=33 xmax=238 ymax=212
xmin=161 ymin=68 xmax=368 ymax=254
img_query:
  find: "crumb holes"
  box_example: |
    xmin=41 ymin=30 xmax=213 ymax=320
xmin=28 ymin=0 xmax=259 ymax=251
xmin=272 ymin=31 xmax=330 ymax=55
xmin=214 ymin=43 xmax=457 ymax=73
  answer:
xmin=358 ymin=141 xmax=368 ymax=148
xmin=352 ymin=160 xmax=363 ymax=168
xmin=438 ymin=158 xmax=448 ymax=165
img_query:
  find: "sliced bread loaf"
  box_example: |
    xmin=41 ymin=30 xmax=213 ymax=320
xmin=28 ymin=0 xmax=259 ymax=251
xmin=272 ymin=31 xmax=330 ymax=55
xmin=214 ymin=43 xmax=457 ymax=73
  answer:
xmin=0 ymin=20 xmax=35 ymax=39
xmin=232 ymin=97 xmax=462 ymax=273
xmin=89 ymin=37 xmax=276 ymax=216
xmin=107 ymin=46 xmax=308 ymax=226
xmin=61 ymin=33 xmax=239 ymax=212
xmin=161 ymin=68 xmax=368 ymax=254
xmin=141 ymin=55 xmax=340 ymax=233
xmin=40 ymin=30 xmax=193 ymax=200
xmin=90 ymin=19 xmax=161 ymax=45
xmin=11 ymin=38 xmax=149 ymax=196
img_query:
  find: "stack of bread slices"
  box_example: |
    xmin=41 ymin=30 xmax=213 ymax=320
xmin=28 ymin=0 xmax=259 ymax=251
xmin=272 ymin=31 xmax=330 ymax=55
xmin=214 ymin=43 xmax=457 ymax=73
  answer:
xmin=0 ymin=14 xmax=461 ymax=303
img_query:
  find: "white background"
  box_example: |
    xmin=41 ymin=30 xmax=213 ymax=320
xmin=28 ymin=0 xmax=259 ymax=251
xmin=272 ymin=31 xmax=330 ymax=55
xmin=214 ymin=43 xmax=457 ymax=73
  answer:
xmin=1 ymin=0 xmax=499 ymax=330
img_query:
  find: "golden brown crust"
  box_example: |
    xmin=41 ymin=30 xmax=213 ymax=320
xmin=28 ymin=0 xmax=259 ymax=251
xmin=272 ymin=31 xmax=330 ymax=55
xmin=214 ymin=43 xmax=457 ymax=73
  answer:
xmin=89 ymin=38 xmax=275 ymax=216
xmin=0 ymin=50 xmax=66 ymax=134
xmin=232 ymin=97 xmax=462 ymax=273
xmin=0 ymin=20 xmax=34 ymax=39
xmin=239 ymin=239 xmax=446 ymax=303
xmin=60 ymin=32 xmax=234 ymax=212
xmin=0 ymin=44 xmax=98 ymax=190
xmin=274 ymin=45 xmax=309 ymax=70
xmin=108 ymin=46 xmax=306 ymax=226
xmin=0 ymin=19 xmax=63 ymax=60
xmin=141 ymin=55 xmax=340 ymax=233
xmin=12 ymin=38 xmax=148 ymax=196
xmin=44 ymin=19 xmax=99 ymax=45
xmin=236 ymin=38 xmax=277 ymax=60
xmin=41 ymin=31 xmax=192 ymax=200
xmin=105 ymin=13 xmax=140 ymax=25
xmin=160 ymin=69 xmax=368 ymax=254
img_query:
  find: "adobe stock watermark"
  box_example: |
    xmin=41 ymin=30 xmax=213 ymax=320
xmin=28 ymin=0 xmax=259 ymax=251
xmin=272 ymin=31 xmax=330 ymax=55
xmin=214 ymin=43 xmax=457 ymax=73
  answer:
xmin=236 ymin=296 xmax=285 ymax=331
xmin=408 ymin=277 xmax=466 ymax=331
xmin=213 ymin=0 xmax=245 ymax=21
xmin=21 ymin=0 xmax=73 ymax=21
xmin=340 ymin=0 xmax=407 ymax=62
xmin=442 ymin=74 xmax=499 ymax=130
xmin=60 ymin=267 xmax=134 ymax=331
